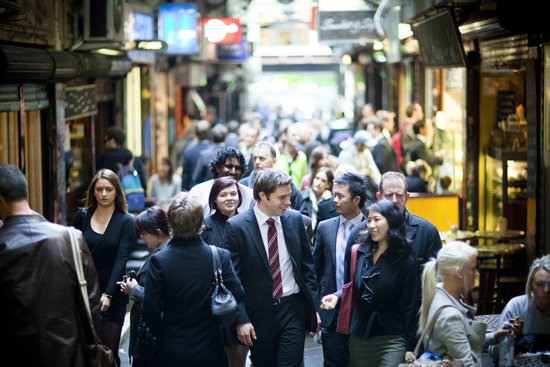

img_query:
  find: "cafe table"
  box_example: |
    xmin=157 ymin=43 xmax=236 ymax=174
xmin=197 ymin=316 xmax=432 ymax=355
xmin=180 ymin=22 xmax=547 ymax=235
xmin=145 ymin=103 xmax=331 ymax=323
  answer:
xmin=439 ymin=229 xmax=475 ymax=243
xmin=474 ymin=230 xmax=525 ymax=242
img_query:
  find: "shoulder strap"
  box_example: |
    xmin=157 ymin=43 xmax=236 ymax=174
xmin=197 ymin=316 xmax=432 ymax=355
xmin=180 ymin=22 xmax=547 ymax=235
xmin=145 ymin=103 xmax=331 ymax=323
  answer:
xmin=210 ymin=245 xmax=222 ymax=284
xmin=68 ymin=226 xmax=101 ymax=345
xmin=414 ymin=304 xmax=455 ymax=355
xmin=349 ymin=244 xmax=359 ymax=281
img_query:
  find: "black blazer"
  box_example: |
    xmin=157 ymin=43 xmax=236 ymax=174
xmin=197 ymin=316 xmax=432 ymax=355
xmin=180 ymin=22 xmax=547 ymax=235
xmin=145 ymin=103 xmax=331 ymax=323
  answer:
xmin=142 ymin=237 xmax=244 ymax=367
xmin=312 ymin=215 xmax=366 ymax=327
xmin=74 ymin=207 xmax=136 ymax=298
xmin=341 ymin=242 xmax=420 ymax=350
xmin=224 ymin=207 xmax=320 ymax=339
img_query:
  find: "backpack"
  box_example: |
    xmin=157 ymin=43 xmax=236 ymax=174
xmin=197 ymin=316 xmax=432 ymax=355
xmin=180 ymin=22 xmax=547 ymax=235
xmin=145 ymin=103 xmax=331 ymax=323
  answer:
xmin=117 ymin=161 xmax=145 ymax=212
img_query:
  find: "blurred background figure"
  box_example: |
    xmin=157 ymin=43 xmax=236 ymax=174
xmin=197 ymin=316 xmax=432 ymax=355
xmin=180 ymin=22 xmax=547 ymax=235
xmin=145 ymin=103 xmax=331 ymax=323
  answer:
xmin=302 ymin=166 xmax=334 ymax=230
xmin=405 ymin=159 xmax=432 ymax=193
xmin=337 ymin=130 xmax=381 ymax=186
xmin=148 ymin=157 xmax=181 ymax=210
xmin=301 ymin=145 xmax=331 ymax=192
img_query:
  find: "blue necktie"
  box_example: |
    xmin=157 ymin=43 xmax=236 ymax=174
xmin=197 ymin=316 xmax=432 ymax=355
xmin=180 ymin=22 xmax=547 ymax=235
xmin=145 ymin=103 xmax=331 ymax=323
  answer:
xmin=336 ymin=221 xmax=353 ymax=290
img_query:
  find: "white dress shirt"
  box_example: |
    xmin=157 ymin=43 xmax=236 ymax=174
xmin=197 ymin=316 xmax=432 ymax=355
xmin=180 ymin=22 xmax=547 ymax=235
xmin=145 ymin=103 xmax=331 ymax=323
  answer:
xmin=254 ymin=205 xmax=300 ymax=297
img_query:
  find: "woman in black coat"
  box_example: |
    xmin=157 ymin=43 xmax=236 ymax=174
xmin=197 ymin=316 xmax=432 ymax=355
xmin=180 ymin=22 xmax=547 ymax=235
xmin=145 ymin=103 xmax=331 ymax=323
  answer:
xmin=73 ymin=169 xmax=136 ymax=366
xmin=142 ymin=192 xmax=245 ymax=367
xmin=118 ymin=206 xmax=171 ymax=367
xmin=321 ymin=199 xmax=420 ymax=367
xmin=201 ymin=177 xmax=249 ymax=366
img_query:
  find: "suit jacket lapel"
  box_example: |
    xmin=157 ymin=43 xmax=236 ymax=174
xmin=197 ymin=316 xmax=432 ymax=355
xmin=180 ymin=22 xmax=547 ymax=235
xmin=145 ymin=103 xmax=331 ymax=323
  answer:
xmin=244 ymin=210 xmax=271 ymax=273
xmin=328 ymin=217 xmax=340 ymax=269
xmin=281 ymin=214 xmax=298 ymax=267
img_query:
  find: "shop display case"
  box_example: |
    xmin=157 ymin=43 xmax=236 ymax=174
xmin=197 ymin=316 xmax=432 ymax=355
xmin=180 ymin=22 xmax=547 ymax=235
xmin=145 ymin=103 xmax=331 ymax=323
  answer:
xmin=485 ymin=147 xmax=527 ymax=231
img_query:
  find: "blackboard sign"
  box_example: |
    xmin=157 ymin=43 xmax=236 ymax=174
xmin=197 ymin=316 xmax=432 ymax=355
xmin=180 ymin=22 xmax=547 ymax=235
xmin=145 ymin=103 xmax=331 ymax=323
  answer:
xmin=497 ymin=91 xmax=516 ymax=122
xmin=412 ymin=10 xmax=466 ymax=68
xmin=317 ymin=10 xmax=378 ymax=44
xmin=65 ymin=85 xmax=97 ymax=121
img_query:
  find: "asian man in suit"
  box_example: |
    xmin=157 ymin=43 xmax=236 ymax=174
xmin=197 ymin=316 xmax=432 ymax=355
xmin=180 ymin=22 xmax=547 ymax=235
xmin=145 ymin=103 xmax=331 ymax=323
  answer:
xmin=224 ymin=168 xmax=320 ymax=367
xmin=313 ymin=173 xmax=368 ymax=367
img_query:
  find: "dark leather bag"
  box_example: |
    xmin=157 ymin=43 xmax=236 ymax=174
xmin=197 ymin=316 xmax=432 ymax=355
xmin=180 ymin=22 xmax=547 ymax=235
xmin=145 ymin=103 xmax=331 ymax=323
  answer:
xmin=68 ymin=227 xmax=118 ymax=367
xmin=210 ymin=245 xmax=238 ymax=325
xmin=336 ymin=244 xmax=359 ymax=335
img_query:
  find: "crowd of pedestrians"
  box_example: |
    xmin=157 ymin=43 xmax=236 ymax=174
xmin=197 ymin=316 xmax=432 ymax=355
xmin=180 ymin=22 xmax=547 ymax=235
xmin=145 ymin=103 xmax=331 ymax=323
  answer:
xmin=0 ymin=103 xmax=549 ymax=367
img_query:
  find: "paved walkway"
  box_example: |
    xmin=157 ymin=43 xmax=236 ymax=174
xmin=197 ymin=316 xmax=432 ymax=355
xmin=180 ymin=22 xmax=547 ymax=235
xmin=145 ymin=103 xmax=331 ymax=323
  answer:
xmin=118 ymin=313 xmax=324 ymax=367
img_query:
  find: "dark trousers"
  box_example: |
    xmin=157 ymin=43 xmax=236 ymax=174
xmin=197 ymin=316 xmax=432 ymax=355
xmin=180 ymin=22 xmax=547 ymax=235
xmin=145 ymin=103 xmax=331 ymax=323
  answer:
xmin=250 ymin=297 xmax=307 ymax=367
xmin=321 ymin=322 xmax=350 ymax=367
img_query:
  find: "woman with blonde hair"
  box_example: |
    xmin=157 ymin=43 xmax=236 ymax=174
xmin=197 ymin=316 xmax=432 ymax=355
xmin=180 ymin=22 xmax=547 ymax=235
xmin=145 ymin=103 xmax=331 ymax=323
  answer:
xmin=74 ymin=169 xmax=136 ymax=366
xmin=418 ymin=241 xmax=520 ymax=367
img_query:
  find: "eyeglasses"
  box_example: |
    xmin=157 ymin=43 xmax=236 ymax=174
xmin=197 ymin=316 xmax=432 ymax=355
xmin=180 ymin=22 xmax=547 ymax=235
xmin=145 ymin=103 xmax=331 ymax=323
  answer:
xmin=224 ymin=163 xmax=243 ymax=171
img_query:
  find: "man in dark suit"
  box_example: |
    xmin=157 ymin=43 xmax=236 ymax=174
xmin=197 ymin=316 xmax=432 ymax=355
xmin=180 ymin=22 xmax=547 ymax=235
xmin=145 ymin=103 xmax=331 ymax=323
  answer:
xmin=181 ymin=120 xmax=212 ymax=190
xmin=347 ymin=171 xmax=442 ymax=269
xmin=313 ymin=173 xmax=368 ymax=367
xmin=224 ymin=168 xmax=320 ymax=367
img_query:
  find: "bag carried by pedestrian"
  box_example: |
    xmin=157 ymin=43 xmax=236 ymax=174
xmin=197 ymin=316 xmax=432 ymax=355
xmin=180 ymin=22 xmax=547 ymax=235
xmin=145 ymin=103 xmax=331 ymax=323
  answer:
xmin=210 ymin=245 xmax=238 ymax=325
xmin=336 ymin=244 xmax=359 ymax=335
xmin=68 ymin=227 xmax=118 ymax=367
xmin=117 ymin=159 xmax=145 ymax=212
xmin=398 ymin=305 xmax=462 ymax=367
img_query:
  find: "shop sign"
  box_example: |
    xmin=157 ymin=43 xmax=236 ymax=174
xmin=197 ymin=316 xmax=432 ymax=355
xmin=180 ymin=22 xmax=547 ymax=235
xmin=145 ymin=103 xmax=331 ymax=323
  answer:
xmin=201 ymin=18 xmax=241 ymax=44
xmin=65 ymin=85 xmax=97 ymax=121
xmin=317 ymin=10 xmax=378 ymax=44
xmin=158 ymin=3 xmax=198 ymax=54
xmin=216 ymin=39 xmax=249 ymax=62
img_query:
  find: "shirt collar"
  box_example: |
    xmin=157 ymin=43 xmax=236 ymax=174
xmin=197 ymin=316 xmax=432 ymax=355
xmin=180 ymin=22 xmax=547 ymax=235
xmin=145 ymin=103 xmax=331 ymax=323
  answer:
xmin=339 ymin=212 xmax=364 ymax=227
xmin=254 ymin=204 xmax=281 ymax=226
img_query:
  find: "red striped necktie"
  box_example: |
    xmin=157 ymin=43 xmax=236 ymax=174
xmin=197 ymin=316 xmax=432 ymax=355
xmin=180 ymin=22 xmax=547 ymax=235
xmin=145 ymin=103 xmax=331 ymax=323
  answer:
xmin=267 ymin=218 xmax=283 ymax=299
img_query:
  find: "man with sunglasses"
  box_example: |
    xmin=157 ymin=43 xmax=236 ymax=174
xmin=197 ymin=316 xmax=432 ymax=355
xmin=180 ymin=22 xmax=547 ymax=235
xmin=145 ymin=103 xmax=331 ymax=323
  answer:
xmin=189 ymin=146 xmax=255 ymax=217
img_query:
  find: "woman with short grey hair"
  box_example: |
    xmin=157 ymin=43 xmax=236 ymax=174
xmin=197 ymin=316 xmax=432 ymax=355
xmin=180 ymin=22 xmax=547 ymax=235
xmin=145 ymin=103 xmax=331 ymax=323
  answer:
xmin=142 ymin=191 xmax=245 ymax=366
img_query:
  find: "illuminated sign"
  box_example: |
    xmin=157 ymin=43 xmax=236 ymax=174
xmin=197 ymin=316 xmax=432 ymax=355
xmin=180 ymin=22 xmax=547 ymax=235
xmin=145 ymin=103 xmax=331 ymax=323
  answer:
xmin=201 ymin=18 xmax=241 ymax=44
xmin=217 ymin=39 xmax=249 ymax=62
xmin=158 ymin=3 xmax=198 ymax=54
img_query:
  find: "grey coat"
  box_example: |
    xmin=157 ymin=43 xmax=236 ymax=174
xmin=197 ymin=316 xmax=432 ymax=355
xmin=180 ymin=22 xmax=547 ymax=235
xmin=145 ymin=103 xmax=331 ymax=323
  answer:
xmin=424 ymin=287 xmax=495 ymax=367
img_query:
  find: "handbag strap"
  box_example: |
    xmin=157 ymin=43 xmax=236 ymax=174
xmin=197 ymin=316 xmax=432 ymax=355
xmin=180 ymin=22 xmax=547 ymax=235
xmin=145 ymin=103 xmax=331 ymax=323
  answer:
xmin=209 ymin=245 xmax=223 ymax=284
xmin=68 ymin=226 xmax=101 ymax=345
xmin=413 ymin=304 xmax=455 ymax=355
xmin=349 ymin=244 xmax=359 ymax=282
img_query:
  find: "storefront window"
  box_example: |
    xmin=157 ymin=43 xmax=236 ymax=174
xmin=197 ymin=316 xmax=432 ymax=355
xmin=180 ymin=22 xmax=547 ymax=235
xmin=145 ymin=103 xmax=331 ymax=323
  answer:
xmin=425 ymin=67 xmax=466 ymax=194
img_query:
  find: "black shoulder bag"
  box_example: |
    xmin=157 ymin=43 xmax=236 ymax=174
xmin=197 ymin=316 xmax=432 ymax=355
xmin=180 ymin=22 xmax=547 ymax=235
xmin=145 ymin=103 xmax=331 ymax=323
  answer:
xmin=209 ymin=245 xmax=238 ymax=325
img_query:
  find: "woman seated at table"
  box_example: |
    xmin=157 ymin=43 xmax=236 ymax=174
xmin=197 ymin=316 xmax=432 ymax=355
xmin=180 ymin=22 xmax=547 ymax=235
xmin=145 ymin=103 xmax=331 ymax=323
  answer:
xmin=418 ymin=241 xmax=521 ymax=367
xmin=497 ymin=254 xmax=549 ymax=353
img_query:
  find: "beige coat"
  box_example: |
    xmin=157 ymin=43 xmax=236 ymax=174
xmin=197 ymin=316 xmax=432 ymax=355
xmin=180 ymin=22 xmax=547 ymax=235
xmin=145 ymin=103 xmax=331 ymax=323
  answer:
xmin=424 ymin=286 xmax=495 ymax=367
